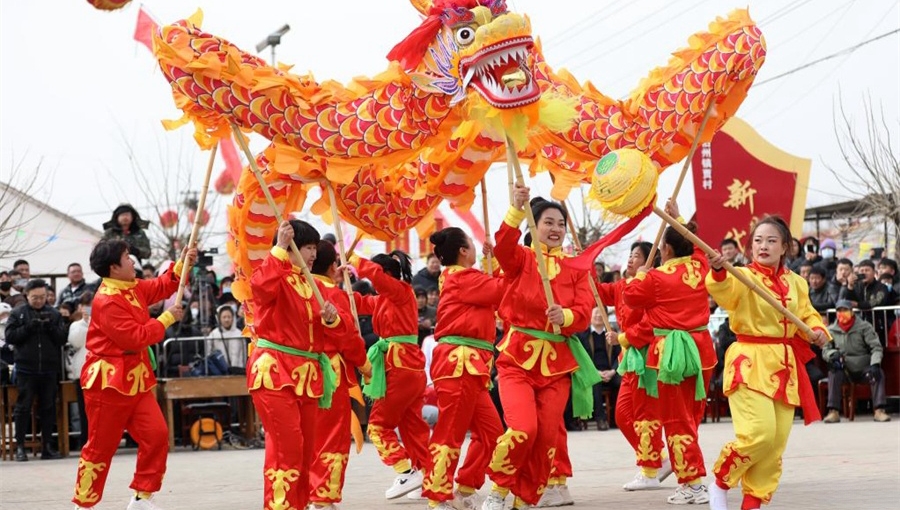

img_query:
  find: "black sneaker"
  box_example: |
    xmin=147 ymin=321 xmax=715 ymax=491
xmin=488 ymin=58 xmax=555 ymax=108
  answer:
xmin=41 ymin=447 xmax=62 ymax=460
xmin=15 ymin=446 xmax=28 ymax=462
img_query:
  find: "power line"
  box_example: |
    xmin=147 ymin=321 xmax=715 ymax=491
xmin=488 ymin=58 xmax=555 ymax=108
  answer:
xmin=754 ymin=28 xmax=900 ymax=87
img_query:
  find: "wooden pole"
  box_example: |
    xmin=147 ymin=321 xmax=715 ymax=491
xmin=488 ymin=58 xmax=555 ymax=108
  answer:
xmin=480 ymin=178 xmax=493 ymax=275
xmin=647 ymin=101 xmax=717 ymax=264
xmin=346 ymin=232 xmax=363 ymax=260
xmin=325 ymin=182 xmax=362 ymax=333
xmin=506 ymin=136 xmax=560 ymax=334
xmin=653 ymin=205 xmax=815 ymax=337
xmin=230 ymin=123 xmax=325 ymax=307
xmin=175 ymin=143 xmax=218 ymax=305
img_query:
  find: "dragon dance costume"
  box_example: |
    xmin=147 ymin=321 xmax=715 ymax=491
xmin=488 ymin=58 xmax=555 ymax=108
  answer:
xmin=623 ymin=246 xmax=716 ymax=494
xmin=247 ymin=246 xmax=354 ymax=510
xmin=421 ymin=265 xmax=505 ymax=506
xmin=353 ymin=257 xmax=431 ymax=478
xmin=72 ymin=262 xmax=184 ymax=508
xmin=486 ymin=207 xmax=596 ymax=506
xmin=308 ymin=275 xmax=371 ymax=507
xmin=707 ymin=262 xmax=828 ymax=509
xmin=598 ymin=278 xmax=668 ymax=479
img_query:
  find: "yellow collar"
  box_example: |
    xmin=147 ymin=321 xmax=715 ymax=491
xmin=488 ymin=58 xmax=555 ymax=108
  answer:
xmin=101 ymin=277 xmax=138 ymax=290
xmin=660 ymin=255 xmax=692 ymax=270
xmin=313 ymin=274 xmax=335 ymax=288
xmin=529 ymin=241 xmax=565 ymax=258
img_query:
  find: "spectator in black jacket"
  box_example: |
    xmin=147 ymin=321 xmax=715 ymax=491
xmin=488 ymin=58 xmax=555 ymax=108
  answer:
xmin=841 ymin=260 xmax=891 ymax=309
xmin=829 ymin=258 xmax=854 ymax=297
xmin=57 ymin=262 xmax=92 ymax=310
xmin=575 ymin=307 xmax=621 ymax=431
xmin=808 ymin=266 xmax=837 ymax=313
xmin=411 ymin=253 xmax=441 ymax=292
xmin=3 ymin=279 xmax=68 ymax=461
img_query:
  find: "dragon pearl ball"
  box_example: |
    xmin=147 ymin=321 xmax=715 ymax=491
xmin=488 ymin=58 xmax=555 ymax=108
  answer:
xmin=588 ymin=149 xmax=658 ymax=217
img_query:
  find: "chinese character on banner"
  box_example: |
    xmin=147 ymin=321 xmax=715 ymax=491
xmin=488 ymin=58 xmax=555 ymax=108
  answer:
xmin=691 ymin=118 xmax=811 ymax=250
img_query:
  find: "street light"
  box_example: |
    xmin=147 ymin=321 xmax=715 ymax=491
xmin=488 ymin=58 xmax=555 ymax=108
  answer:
xmin=256 ymin=24 xmax=290 ymax=64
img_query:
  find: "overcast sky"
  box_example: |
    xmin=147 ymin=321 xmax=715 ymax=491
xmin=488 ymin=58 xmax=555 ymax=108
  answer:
xmin=1 ymin=0 xmax=898 ymax=268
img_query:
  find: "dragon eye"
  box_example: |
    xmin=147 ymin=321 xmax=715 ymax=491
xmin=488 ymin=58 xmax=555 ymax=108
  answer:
xmin=455 ymin=26 xmax=476 ymax=46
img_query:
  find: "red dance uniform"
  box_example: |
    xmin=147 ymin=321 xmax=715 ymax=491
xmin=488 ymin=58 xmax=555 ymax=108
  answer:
xmin=421 ymin=266 xmax=505 ymax=502
xmin=598 ymin=278 xmax=666 ymax=472
xmin=623 ymin=246 xmax=716 ymax=485
xmin=72 ymin=263 xmax=182 ymax=508
xmin=248 ymin=247 xmax=354 ymax=510
xmin=352 ymin=257 xmax=430 ymax=473
xmin=309 ymin=275 xmax=371 ymax=505
xmin=487 ymin=208 xmax=593 ymax=505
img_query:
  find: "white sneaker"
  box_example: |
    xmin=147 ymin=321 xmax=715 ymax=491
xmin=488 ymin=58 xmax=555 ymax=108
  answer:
xmin=481 ymin=492 xmax=507 ymax=510
xmin=658 ymin=461 xmax=674 ymax=482
xmin=406 ymin=487 xmax=426 ymax=500
xmin=452 ymin=490 xmax=480 ymax=510
xmin=385 ymin=469 xmax=423 ymax=499
xmin=623 ymin=473 xmax=661 ymax=491
xmin=556 ymin=485 xmax=573 ymax=506
xmin=536 ymin=486 xmax=562 ymax=507
xmin=126 ymin=496 xmax=164 ymax=510
xmin=708 ymin=483 xmax=728 ymax=510
xmin=666 ymin=484 xmax=709 ymax=505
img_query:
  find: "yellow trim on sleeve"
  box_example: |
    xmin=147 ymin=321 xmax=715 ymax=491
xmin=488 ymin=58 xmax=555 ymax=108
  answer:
xmin=634 ymin=271 xmax=647 ymax=281
xmin=323 ymin=315 xmax=342 ymax=329
xmin=504 ymin=207 xmax=526 ymax=228
xmin=618 ymin=332 xmax=630 ymax=349
xmin=173 ymin=260 xmax=184 ymax=277
xmin=271 ymin=246 xmax=289 ymax=262
xmin=157 ymin=311 xmax=176 ymax=329
xmin=562 ymin=308 xmax=574 ymax=328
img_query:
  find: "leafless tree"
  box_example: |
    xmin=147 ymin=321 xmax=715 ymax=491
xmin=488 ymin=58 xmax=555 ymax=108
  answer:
xmin=106 ymin=131 xmax=224 ymax=264
xmin=0 ymin=157 xmax=58 ymax=259
xmin=566 ymin=185 xmax=612 ymax=249
xmin=827 ymin=96 xmax=900 ymax=257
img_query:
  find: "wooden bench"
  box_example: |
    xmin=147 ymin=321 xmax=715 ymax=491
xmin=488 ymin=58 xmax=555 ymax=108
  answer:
xmin=155 ymin=376 xmax=258 ymax=451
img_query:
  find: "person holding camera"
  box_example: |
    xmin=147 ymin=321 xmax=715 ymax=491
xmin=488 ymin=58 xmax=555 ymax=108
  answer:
xmin=840 ymin=260 xmax=891 ymax=310
xmin=823 ymin=300 xmax=891 ymax=423
xmin=3 ymin=279 xmax=68 ymax=461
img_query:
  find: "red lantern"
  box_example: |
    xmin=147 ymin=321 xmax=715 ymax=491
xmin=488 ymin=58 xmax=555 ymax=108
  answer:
xmin=87 ymin=0 xmax=132 ymax=11
xmin=159 ymin=210 xmax=179 ymax=229
xmin=188 ymin=209 xmax=211 ymax=227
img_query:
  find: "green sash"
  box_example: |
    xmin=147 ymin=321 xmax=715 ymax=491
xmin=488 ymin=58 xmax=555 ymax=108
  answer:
xmin=147 ymin=347 xmax=157 ymax=371
xmin=652 ymin=326 xmax=708 ymax=400
xmin=511 ymin=326 xmax=602 ymax=419
xmin=362 ymin=335 xmax=418 ymax=399
xmin=617 ymin=345 xmax=659 ymax=398
xmin=256 ymin=338 xmax=337 ymax=409
xmin=438 ymin=336 xmax=495 ymax=352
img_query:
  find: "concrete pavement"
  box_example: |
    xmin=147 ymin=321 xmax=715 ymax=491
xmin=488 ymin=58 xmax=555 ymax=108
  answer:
xmin=1 ymin=416 xmax=898 ymax=509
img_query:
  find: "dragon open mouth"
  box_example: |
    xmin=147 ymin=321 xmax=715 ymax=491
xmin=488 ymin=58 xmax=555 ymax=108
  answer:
xmin=460 ymin=37 xmax=540 ymax=109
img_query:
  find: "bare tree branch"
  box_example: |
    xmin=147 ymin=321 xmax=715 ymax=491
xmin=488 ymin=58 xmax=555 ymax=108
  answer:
xmin=0 ymin=156 xmax=58 ymax=259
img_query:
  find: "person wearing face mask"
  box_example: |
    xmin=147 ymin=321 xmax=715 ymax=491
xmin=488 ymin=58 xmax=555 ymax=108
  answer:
xmin=822 ymin=300 xmax=890 ymax=423
xmin=706 ymin=216 xmax=829 ymax=510
xmin=818 ymin=239 xmax=838 ymax=280
xmin=622 ymin=200 xmax=717 ymax=506
xmin=0 ymin=271 xmax=16 ymax=300
xmin=418 ymin=227 xmax=505 ymax=510
xmin=480 ymin=183 xmax=595 ymax=510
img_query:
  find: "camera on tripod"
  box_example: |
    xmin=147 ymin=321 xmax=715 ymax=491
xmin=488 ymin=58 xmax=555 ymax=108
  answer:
xmin=196 ymin=247 xmax=218 ymax=268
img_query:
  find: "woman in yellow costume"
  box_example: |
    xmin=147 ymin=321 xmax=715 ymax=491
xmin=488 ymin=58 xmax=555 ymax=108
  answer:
xmin=706 ymin=216 xmax=829 ymax=510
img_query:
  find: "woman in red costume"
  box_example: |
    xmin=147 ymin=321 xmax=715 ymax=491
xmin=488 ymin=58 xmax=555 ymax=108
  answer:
xmin=72 ymin=240 xmax=194 ymax=510
xmin=420 ymin=227 xmax=505 ymax=510
xmin=482 ymin=184 xmax=596 ymax=510
xmin=603 ymin=241 xmax=674 ymax=491
xmin=706 ymin=216 xmax=829 ymax=510
xmin=349 ymin=249 xmax=431 ymax=500
xmin=308 ymin=240 xmax=372 ymax=510
xmin=622 ymin=200 xmax=716 ymax=506
xmin=247 ymin=220 xmax=353 ymax=510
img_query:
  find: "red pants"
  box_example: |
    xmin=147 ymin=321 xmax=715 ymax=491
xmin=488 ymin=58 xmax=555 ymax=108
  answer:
xmin=631 ymin=378 xmax=666 ymax=470
xmin=549 ymin=422 xmax=572 ymax=481
xmin=658 ymin=370 xmax=713 ymax=484
xmin=309 ymin=381 xmax=352 ymax=504
xmin=422 ymin=373 xmax=503 ymax=502
xmin=367 ymin=368 xmax=430 ymax=471
xmin=488 ymin=357 xmax=570 ymax=505
xmin=615 ymin=373 xmax=640 ymax=453
xmin=72 ymin=389 xmax=168 ymax=508
xmin=252 ymin=387 xmax=318 ymax=510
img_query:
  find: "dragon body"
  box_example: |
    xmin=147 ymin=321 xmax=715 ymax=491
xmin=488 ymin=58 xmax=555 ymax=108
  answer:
xmin=154 ymin=1 xmax=765 ymax=304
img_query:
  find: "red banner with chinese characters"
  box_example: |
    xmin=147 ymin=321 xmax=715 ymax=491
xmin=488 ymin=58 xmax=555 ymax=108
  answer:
xmin=691 ymin=117 xmax=811 ymax=250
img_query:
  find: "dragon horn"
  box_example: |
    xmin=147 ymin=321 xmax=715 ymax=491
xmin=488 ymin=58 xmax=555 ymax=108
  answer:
xmin=410 ymin=0 xmax=433 ymax=15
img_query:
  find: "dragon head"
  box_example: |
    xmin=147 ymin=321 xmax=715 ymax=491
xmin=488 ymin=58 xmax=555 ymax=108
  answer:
xmin=389 ymin=0 xmax=539 ymax=109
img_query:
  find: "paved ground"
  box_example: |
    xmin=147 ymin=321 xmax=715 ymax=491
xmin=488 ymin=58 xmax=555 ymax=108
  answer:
xmin=1 ymin=415 xmax=898 ymax=510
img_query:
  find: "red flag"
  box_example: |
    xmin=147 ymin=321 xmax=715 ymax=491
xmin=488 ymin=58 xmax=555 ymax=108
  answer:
xmin=561 ymin=204 xmax=654 ymax=271
xmin=133 ymin=6 xmax=159 ymax=52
